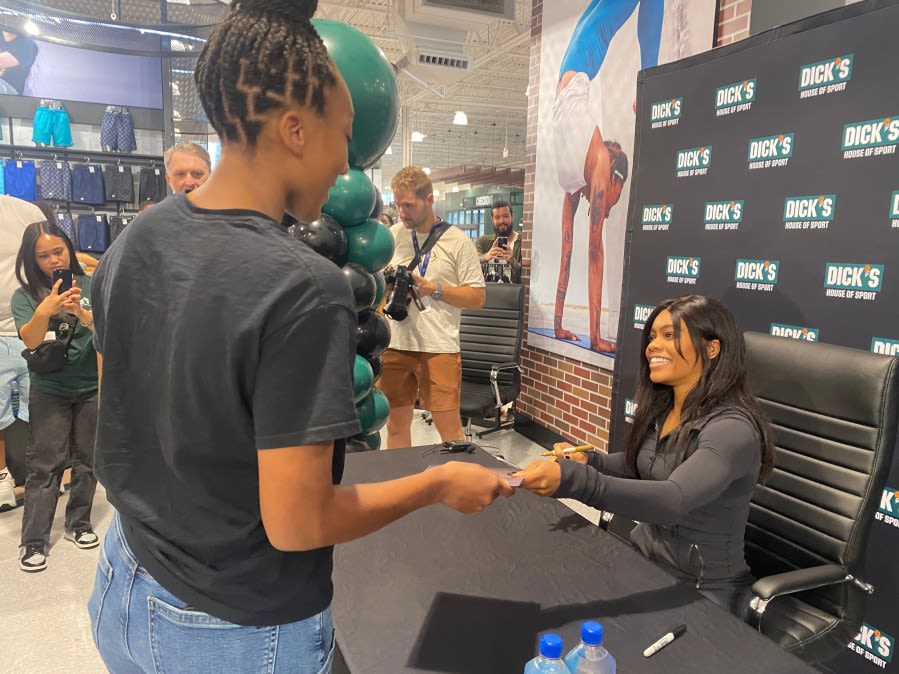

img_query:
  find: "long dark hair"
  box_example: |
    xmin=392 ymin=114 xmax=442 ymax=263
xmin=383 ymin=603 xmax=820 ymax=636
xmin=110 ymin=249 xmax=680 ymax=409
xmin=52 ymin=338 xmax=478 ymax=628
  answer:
xmin=194 ymin=0 xmax=336 ymax=147
xmin=625 ymin=295 xmax=774 ymax=482
xmin=15 ymin=220 xmax=84 ymax=302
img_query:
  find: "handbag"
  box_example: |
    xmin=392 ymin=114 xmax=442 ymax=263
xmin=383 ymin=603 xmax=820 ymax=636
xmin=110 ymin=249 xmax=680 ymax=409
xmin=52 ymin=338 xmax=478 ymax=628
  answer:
xmin=21 ymin=317 xmax=78 ymax=374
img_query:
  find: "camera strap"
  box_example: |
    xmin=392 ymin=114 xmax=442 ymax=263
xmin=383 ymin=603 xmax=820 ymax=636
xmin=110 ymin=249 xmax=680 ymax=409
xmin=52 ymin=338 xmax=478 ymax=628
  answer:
xmin=409 ymin=220 xmax=449 ymax=277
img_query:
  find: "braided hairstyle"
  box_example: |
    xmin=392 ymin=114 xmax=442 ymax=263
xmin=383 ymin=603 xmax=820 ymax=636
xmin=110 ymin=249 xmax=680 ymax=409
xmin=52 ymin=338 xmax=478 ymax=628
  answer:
xmin=194 ymin=0 xmax=336 ymax=147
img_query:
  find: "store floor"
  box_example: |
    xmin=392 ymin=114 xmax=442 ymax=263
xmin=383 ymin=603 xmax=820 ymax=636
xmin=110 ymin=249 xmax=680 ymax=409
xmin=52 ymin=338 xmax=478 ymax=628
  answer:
xmin=0 ymin=415 xmax=600 ymax=673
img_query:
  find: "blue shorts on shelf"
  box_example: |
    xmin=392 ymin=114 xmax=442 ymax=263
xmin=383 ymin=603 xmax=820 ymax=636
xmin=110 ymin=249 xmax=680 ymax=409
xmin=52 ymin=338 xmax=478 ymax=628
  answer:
xmin=100 ymin=108 xmax=137 ymax=153
xmin=39 ymin=161 xmax=73 ymax=201
xmin=32 ymin=107 xmax=74 ymax=148
xmin=72 ymin=164 xmax=106 ymax=205
xmin=4 ymin=160 xmax=37 ymax=201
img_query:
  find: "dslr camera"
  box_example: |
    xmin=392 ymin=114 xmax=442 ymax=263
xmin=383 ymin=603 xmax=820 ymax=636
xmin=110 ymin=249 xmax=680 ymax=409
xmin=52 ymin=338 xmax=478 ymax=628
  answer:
xmin=383 ymin=265 xmax=423 ymax=321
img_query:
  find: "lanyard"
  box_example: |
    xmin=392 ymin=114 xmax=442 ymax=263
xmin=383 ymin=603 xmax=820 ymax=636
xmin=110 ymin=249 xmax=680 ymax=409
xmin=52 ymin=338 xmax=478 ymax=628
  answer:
xmin=411 ymin=231 xmax=431 ymax=277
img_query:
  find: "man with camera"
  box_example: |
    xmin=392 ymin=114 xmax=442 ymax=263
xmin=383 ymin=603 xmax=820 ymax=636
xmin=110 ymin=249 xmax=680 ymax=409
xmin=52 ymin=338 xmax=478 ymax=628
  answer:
xmin=475 ymin=199 xmax=521 ymax=284
xmin=381 ymin=167 xmax=486 ymax=448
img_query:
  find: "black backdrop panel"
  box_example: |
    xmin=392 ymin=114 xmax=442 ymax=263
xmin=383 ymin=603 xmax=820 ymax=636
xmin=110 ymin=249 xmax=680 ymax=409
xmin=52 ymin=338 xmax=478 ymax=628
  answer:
xmin=613 ymin=1 xmax=899 ymax=671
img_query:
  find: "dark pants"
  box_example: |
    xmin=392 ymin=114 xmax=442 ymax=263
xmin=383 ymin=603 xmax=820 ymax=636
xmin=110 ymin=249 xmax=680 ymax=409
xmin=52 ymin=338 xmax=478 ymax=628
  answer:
xmin=21 ymin=388 xmax=98 ymax=548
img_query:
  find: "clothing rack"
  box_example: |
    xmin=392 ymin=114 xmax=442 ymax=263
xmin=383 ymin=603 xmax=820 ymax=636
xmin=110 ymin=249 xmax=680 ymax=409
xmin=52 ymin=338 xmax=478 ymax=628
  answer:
xmin=4 ymin=145 xmax=162 ymax=168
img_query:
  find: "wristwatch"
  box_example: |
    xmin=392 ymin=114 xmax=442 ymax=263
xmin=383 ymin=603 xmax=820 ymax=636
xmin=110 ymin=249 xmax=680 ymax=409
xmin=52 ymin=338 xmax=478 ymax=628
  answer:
xmin=432 ymin=283 xmax=444 ymax=302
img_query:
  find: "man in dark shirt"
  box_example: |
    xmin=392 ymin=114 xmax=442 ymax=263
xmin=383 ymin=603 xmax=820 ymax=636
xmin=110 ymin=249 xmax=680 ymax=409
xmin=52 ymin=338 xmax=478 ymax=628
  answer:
xmin=475 ymin=199 xmax=522 ymax=284
xmin=0 ymin=30 xmax=38 ymax=95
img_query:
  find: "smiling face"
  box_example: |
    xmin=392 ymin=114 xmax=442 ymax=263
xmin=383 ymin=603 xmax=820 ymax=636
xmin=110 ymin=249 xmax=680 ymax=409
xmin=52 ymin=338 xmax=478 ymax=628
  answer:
xmin=645 ymin=309 xmax=705 ymax=391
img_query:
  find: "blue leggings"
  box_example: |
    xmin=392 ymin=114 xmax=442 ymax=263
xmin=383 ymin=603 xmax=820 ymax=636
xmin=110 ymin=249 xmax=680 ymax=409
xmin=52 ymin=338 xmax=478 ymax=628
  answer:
xmin=559 ymin=0 xmax=664 ymax=80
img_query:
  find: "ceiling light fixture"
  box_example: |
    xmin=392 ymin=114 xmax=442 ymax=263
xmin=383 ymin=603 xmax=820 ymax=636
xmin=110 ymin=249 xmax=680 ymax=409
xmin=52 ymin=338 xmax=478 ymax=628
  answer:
xmin=453 ymin=111 xmax=468 ymax=126
xmin=24 ymin=19 xmax=40 ymax=36
xmin=411 ymin=131 xmax=424 ymax=143
xmin=423 ymin=167 xmax=431 ymax=175
xmin=386 ymin=145 xmax=393 ymax=155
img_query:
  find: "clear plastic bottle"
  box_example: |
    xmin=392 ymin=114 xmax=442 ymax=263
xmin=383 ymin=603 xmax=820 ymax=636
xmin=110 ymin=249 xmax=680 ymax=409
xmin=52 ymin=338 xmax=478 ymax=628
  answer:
xmin=524 ymin=633 xmax=572 ymax=673
xmin=563 ymin=621 xmax=616 ymax=674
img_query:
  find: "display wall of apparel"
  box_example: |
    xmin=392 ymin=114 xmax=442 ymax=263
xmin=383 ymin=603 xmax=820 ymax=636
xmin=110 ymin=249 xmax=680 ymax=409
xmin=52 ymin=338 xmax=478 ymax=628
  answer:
xmin=31 ymin=100 xmax=138 ymax=154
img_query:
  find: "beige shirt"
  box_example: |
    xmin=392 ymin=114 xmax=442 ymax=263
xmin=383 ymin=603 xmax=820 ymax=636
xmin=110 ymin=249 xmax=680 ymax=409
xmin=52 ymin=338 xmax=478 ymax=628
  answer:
xmin=386 ymin=222 xmax=485 ymax=353
xmin=0 ymin=196 xmax=42 ymax=336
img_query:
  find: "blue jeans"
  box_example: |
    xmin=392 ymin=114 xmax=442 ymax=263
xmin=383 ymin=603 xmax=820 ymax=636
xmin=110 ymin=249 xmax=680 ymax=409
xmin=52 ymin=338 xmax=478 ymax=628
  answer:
xmin=88 ymin=514 xmax=335 ymax=673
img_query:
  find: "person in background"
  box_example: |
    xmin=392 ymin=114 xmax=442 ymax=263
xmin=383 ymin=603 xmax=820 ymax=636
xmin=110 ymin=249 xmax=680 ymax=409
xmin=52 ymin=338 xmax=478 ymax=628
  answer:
xmin=87 ymin=1 xmax=512 ymax=671
xmin=514 ymin=295 xmax=774 ymax=619
xmin=0 ymin=28 xmax=38 ymax=96
xmin=381 ymin=166 xmax=486 ymax=448
xmin=475 ymin=199 xmax=521 ymax=284
xmin=164 ymin=141 xmax=212 ymax=194
xmin=0 ymin=196 xmax=43 ymax=512
xmin=138 ymin=199 xmax=156 ymax=213
xmin=12 ymin=220 xmax=98 ymax=572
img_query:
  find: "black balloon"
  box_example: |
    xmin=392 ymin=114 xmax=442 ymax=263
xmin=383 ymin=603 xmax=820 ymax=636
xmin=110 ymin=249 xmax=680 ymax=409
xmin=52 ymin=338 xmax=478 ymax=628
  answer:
xmin=342 ymin=263 xmax=377 ymax=312
xmin=288 ymin=213 xmax=348 ymax=266
xmin=356 ymin=309 xmax=391 ymax=359
xmin=370 ymin=188 xmax=384 ymax=219
xmin=367 ymin=354 xmax=383 ymax=382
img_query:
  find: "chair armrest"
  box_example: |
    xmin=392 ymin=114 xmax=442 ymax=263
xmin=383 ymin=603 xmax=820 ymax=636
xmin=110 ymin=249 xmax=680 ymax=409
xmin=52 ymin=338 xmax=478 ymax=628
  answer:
xmin=489 ymin=362 xmax=521 ymax=382
xmin=751 ymin=564 xmax=849 ymax=601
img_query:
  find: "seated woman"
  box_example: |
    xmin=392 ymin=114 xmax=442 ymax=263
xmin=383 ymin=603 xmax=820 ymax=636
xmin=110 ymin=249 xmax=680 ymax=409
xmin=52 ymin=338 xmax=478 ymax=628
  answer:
xmin=514 ymin=295 xmax=773 ymax=617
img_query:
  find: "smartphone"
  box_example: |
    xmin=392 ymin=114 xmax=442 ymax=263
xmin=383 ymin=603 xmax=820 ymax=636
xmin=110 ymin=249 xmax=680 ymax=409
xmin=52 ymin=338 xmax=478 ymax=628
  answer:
xmin=52 ymin=268 xmax=74 ymax=293
xmin=496 ymin=236 xmax=508 ymax=248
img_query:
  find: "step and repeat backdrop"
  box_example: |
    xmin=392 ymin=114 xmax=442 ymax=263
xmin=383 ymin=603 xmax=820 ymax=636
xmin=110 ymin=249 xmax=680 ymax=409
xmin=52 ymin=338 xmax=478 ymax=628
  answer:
xmin=612 ymin=1 xmax=899 ymax=671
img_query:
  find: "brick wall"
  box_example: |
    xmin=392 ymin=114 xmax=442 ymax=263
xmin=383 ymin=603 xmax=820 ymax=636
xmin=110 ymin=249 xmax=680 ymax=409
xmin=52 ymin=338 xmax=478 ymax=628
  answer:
xmin=517 ymin=0 xmax=753 ymax=449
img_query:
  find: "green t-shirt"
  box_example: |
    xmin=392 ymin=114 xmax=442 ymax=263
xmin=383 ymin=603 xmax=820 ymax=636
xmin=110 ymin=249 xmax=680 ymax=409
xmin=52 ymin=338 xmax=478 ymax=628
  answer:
xmin=12 ymin=274 xmax=98 ymax=396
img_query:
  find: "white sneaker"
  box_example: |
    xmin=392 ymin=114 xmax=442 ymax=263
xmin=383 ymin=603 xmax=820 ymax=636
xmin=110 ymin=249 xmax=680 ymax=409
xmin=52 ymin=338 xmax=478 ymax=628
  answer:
xmin=0 ymin=470 xmax=17 ymax=511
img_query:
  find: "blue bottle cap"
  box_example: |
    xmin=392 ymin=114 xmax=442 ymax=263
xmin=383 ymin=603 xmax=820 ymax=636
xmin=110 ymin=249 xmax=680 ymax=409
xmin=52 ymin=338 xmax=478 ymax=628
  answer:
xmin=539 ymin=633 xmax=564 ymax=659
xmin=581 ymin=621 xmax=603 ymax=646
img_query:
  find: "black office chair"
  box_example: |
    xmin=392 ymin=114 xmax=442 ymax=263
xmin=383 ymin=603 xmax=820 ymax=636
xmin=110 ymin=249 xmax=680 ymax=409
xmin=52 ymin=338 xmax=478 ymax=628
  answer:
xmin=743 ymin=332 xmax=899 ymax=663
xmin=458 ymin=283 xmax=525 ymax=438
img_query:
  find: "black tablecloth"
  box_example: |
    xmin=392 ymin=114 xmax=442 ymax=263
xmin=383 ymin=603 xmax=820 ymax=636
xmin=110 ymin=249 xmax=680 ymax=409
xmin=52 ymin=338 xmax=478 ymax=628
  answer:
xmin=333 ymin=446 xmax=818 ymax=673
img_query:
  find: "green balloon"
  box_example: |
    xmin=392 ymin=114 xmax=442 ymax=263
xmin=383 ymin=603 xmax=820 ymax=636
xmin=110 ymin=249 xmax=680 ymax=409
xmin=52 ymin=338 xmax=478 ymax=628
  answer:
xmin=345 ymin=218 xmax=395 ymax=273
xmin=353 ymin=354 xmax=374 ymax=403
xmin=312 ymin=19 xmax=399 ymax=169
xmin=323 ymin=169 xmax=377 ymax=227
xmin=356 ymin=387 xmax=390 ymax=434
xmin=372 ymin=271 xmax=387 ymax=308
xmin=362 ymin=431 xmax=381 ymax=451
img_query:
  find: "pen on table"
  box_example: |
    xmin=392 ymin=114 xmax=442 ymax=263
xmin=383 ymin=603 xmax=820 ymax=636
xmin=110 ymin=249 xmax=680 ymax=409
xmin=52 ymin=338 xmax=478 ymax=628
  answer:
xmin=643 ymin=624 xmax=687 ymax=657
xmin=540 ymin=444 xmax=593 ymax=456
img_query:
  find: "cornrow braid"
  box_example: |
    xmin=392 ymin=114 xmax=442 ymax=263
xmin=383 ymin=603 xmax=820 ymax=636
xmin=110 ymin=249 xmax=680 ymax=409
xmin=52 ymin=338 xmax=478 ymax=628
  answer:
xmin=195 ymin=0 xmax=336 ymax=147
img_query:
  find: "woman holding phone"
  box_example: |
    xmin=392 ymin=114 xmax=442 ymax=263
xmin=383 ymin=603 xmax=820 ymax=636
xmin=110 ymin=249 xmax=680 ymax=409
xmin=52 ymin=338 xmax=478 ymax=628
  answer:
xmin=11 ymin=220 xmax=98 ymax=572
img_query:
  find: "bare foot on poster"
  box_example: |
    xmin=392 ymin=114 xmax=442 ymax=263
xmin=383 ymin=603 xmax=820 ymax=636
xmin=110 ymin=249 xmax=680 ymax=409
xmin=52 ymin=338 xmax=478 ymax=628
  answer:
xmin=590 ymin=338 xmax=616 ymax=354
xmin=554 ymin=327 xmax=580 ymax=341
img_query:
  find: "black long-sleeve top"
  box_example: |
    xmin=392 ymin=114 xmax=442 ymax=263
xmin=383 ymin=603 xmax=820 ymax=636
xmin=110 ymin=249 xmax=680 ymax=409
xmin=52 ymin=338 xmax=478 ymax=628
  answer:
xmin=556 ymin=407 xmax=761 ymax=589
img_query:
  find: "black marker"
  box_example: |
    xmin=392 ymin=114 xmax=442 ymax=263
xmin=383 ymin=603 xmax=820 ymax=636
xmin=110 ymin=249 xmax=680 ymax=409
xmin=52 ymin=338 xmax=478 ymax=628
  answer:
xmin=643 ymin=624 xmax=687 ymax=657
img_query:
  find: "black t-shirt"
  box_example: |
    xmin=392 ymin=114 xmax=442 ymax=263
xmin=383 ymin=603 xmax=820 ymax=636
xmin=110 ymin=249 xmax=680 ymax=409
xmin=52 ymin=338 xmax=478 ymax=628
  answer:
xmin=0 ymin=32 xmax=38 ymax=94
xmin=92 ymin=194 xmax=362 ymax=626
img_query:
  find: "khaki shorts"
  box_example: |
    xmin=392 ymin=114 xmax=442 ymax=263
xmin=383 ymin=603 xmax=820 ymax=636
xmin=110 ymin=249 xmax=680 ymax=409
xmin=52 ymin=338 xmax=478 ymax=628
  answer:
xmin=379 ymin=349 xmax=462 ymax=413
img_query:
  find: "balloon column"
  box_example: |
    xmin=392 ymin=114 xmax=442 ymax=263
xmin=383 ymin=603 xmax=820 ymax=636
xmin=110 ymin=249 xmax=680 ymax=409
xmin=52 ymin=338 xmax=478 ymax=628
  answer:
xmin=289 ymin=18 xmax=399 ymax=451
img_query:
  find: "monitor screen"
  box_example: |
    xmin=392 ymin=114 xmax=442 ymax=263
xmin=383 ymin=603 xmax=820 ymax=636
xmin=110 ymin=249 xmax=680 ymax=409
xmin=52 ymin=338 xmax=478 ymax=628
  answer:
xmin=1 ymin=29 xmax=164 ymax=109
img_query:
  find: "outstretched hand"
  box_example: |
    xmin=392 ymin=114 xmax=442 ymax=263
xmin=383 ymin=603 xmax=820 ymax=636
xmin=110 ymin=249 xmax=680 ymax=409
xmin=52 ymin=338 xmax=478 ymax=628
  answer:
xmin=511 ymin=459 xmax=562 ymax=497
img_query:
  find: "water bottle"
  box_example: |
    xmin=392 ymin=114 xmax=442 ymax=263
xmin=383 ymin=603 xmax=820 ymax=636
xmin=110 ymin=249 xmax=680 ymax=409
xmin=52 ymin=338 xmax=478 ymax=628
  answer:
xmin=524 ymin=633 xmax=571 ymax=673
xmin=563 ymin=621 xmax=616 ymax=674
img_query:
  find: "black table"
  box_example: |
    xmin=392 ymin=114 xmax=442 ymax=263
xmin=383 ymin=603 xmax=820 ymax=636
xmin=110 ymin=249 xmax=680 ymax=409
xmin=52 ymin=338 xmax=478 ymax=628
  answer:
xmin=332 ymin=447 xmax=818 ymax=674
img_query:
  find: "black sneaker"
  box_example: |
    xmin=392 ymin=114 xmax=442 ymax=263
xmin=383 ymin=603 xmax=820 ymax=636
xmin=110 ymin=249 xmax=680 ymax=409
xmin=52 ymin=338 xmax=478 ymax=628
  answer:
xmin=64 ymin=529 xmax=99 ymax=549
xmin=20 ymin=544 xmax=47 ymax=572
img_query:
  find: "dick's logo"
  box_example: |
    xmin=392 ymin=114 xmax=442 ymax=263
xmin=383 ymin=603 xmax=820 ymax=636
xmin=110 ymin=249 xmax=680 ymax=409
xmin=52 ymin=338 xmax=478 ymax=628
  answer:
xmin=675 ymin=146 xmax=711 ymax=177
xmin=666 ymin=256 xmax=700 ymax=285
xmin=704 ymin=200 xmax=743 ymax=231
xmin=633 ymin=303 xmax=654 ymax=329
xmin=650 ymin=98 xmax=682 ymax=128
xmin=715 ymin=79 xmax=756 ymax=116
xmin=890 ymin=191 xmax=899 ymax=228
xmin=748 ymin=133 xmax=793 ymax=169
xmin=770 ymin=323 xmax=818 ymax=342
xmin=850 ymin=624 xmax=894 ymax=667
xmin=735 ymin=259 xmax=778 ymax=292
xmin=641 ymin=204 xmax=672 ymax=231
xmin=799 ymin=54 xmax=852 ymax=98
xmin=875 ymin=486 xmax=899 ymax=530
xmin=842 ymin=116 xmax=899 ymax=158
xmin=624 ymin=398 xmax=637 ymax=424
xmin=872 ymin=337 xmax=899 ymax=356
xmin=783 ymin=195 xmax=836 ymax=230
xmin=824 ymin=262 xmax=884 ymax=301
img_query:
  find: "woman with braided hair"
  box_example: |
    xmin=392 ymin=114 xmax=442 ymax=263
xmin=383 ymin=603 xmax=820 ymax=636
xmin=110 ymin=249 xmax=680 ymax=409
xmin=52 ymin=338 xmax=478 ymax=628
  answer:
xmin=87 ymin=1 xmax=512 ymax=672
